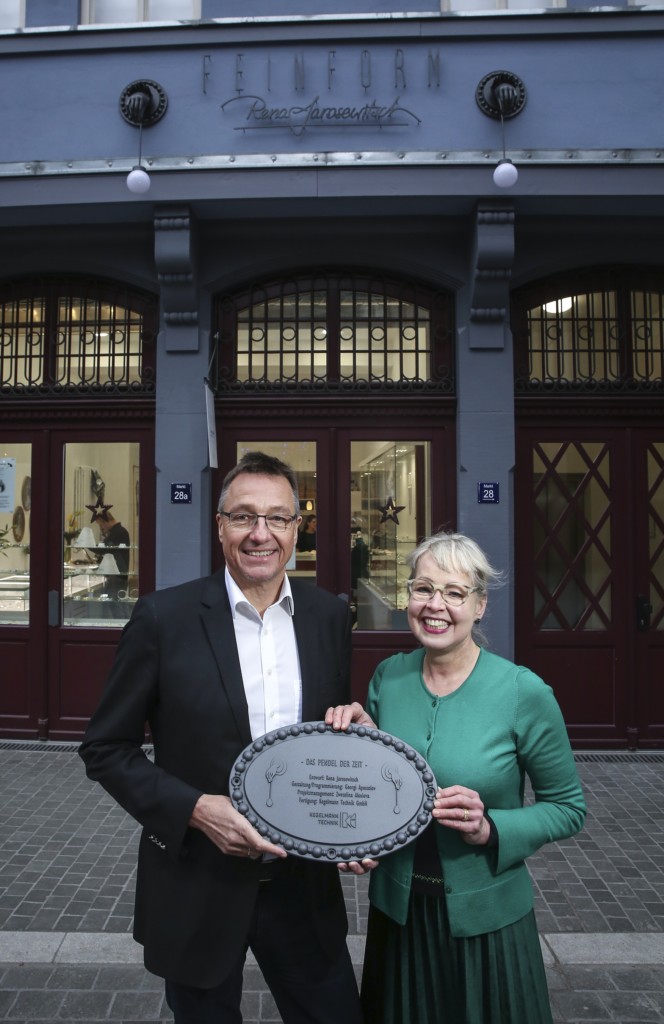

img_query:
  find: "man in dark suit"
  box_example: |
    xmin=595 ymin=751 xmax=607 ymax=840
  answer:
xmin=79 ymin=452 xmax=364 ymax=1024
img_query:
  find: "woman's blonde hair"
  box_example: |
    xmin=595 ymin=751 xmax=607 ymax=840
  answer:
xmin=407 ymin=531 xmax=502 ymax=594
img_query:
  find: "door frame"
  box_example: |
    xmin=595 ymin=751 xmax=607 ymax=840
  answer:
xmin=632 ymin=428 xmax=664 ymax=746
xmin=515 ymin=407 xmax=664 ymax=748
xmin=0 ymin=409 xmax=155 ymax=740
xmin=215 ymin=401 xmax=456 ymax=704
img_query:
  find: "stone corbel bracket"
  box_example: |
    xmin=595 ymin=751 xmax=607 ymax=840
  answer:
xmin=154 ymin=206 xmax=199 ymax=349
xmin=468 ymin=203 xmax=515 ymax=350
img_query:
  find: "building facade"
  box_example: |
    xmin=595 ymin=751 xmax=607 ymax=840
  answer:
xmin=0 ymin=0 xmax=662 ymax=747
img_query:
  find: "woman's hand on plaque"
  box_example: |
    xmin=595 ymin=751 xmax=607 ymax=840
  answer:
xmin=325 ymin=702 xmax=377 ymax=732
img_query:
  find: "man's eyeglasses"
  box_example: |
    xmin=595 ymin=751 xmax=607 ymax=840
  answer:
xmin=406 ymin=579 xmax=480 ymax=607
xmin=219 ymin=510 xmax=299 ymax=533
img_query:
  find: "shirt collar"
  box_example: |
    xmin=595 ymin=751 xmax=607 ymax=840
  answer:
xmin=224 ymin=566 xmax=294 ymax=618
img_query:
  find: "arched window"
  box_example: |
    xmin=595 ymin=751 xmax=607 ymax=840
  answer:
xmin=512 ymin=268 xmax=664 ymax=393
xmin=0 ymin=277 xmax=158 ymax=397
xmin=213 ymin=272 xmax=454 ymax=394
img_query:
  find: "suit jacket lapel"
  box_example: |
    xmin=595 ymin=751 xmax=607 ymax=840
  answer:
xmin=200 ymin=574 xmax=252 ymax=746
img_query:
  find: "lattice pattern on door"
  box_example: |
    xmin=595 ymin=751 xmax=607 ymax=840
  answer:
xmin=533 ymin=440 xmax=612 ymax=630
xmin=648 ymin=442 xmax=664 ymax=631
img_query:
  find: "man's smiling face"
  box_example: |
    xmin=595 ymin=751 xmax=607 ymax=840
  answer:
xmin=216 ymin=472 xmax=299 ymax=599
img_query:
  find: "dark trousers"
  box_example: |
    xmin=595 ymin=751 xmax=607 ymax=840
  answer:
xmin=165 ymin=868 xmax=362 ymax=1024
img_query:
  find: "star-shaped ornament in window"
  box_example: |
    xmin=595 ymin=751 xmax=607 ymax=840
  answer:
xmin=86 ymin=496 xmax=114 ymax=523
xmin=378 ymin=496 xmax=406 ymax=525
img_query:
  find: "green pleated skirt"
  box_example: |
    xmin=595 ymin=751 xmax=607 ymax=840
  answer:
xmin=360 ymin=894 xmax=553 ymax=1024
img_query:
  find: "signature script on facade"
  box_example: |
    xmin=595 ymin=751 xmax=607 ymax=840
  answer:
xmin=221 ymin=94 xmax=421 ymax=136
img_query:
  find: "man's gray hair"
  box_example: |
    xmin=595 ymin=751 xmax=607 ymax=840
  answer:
xmin=218 ymin=451 xmax=300 ymax=514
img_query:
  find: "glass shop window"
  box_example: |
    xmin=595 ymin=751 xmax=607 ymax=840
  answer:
xmin=63 ymin=442 xmax=140 ymax=627
xmin=350 ymin=441 xmax=430 ymax=630
xmin=0 ymin=445 xmax=31 ymax=627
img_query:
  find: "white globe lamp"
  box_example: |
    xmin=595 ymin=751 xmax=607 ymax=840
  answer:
xmin=126 ymin=165 xmax=151 ymax=194
xmin=493 ymin=159 xmax=519 ymax=189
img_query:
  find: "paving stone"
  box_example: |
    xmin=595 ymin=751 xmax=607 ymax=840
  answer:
xmin=3 ymin=751 xmax=664 ymax=1023
xmin=551 ymin=989 xmax=613 ymax=1020
xmin=110 ymin=991 xmax=164 ymax=1018
xmin=58 ymin=990 xmax=114 ymax=1019
xmin=45 ymin=966 xmax=100 ymax=991
xmin=600 ymin=992 xmax=662 ymax=1021
xmin=8 ymin=990 xmax=66 ymax=1019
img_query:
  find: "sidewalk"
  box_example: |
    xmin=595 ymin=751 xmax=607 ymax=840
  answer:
xmin=1 ymin=745 xmax=664 ymax=1023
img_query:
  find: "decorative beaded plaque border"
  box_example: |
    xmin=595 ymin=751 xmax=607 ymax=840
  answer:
xmin=229 ymin=721 xmax=437 ymax=862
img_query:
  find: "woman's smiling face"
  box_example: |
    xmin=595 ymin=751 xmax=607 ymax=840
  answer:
xmin=407 ymin=551 xmax=487 ymax=655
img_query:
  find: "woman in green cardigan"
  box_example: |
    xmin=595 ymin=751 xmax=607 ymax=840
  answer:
xmin=327 ymin=531 xmax=585 ymax=1024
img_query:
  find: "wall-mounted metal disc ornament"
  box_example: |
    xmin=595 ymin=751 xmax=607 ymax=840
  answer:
xmin=475 ymin=71 xmax=527 ymax=120
xmin=119 ymin=80 xmax=168 ymax=127
xmin=230 ymin=721 xmax=437 ymax=862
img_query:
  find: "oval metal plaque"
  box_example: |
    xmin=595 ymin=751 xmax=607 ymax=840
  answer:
xmin=229 ymin=721 xmax=437 ymax=862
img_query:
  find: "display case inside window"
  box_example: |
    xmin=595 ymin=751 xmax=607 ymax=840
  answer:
xmin=0 ymin=448 xmax=31 ymax=625
xmin=350 ymin=441 xmax=430 ymax=631
xmin=62 ymin=442 xmax=140 ymax=626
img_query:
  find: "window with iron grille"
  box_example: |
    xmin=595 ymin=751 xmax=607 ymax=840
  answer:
xmin=0 ymin=278 xmax=157 ymax=397
xmin=513 ymin=268 xmax=664 ymax=394
xmin=213 ymin=273 xmax=454 ymax=394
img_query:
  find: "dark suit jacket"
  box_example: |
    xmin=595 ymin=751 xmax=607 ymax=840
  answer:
xmin=79 ymin=572 xmax=353 ymax=988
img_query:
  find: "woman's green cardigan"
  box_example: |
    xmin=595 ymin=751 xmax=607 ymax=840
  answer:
xmin=366 ymin=647 xmax=586 ymax=936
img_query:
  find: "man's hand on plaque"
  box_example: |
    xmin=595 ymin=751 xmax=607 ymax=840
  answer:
xmin=325 ymin=702 xmax=377 ymax=732
xmin=189 ymin=793 xmax=287 ymax=860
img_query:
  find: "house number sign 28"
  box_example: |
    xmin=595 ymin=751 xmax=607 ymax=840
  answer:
xmin=477 ymin=482 xmax=499 ymax=504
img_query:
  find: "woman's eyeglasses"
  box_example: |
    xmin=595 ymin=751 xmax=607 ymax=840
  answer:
xmin=406 ymin=579 xmax=480 ymax=607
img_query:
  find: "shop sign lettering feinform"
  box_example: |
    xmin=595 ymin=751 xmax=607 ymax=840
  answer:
xmin=204 ymin=46 xmax=440 ymax=136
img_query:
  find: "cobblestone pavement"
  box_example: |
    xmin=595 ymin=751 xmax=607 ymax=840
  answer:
xmin=1 ymin=746 xmax=663 ymax=1022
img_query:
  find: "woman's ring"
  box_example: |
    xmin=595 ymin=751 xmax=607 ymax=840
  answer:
xmin=246 ymin=846 xmax=252 ymax=858
xmin=463 ymin=809 xmax=469 ymax=822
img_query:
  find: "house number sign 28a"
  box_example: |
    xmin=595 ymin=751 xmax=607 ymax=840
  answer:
xmin=171 ymin=483 xmax=192 ymax=504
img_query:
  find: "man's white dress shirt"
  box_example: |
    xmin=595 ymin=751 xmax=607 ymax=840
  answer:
xmin=225 ymin=567 xmax=302 ymax=739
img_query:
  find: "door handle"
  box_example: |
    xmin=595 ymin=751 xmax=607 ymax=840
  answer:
xmin=636 ymin=593 xmax=653 ymax=632
xmin=48 ymin=590 xmax=60 ymax=627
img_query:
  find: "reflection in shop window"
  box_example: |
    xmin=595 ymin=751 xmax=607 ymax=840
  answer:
xmin=350 ymin=441 xmax=430 ymax=631
xmin=63 ymin=442 xmax=139 ymax=627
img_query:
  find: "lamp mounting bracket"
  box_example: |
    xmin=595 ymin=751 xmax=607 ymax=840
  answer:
xmin=476 ymin=71 xmax=527 ymax=121
xmin=120 ymin=80 xmax=168 ymax=127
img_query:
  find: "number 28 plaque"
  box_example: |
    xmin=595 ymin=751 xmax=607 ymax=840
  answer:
xmin=229 ymin=721 xmax=437 ymax=863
